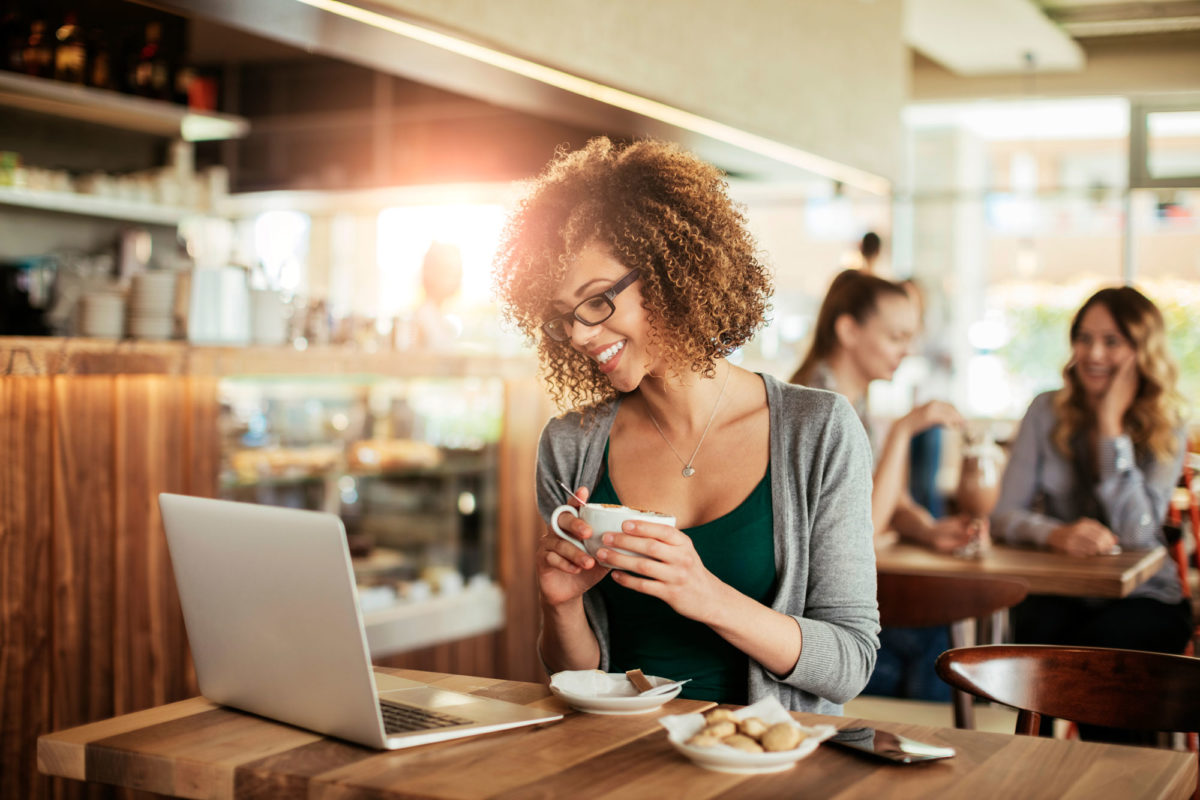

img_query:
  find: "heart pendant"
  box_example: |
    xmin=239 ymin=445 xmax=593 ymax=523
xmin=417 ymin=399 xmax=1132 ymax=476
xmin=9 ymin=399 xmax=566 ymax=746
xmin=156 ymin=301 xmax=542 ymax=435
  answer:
xmin=682 ymin=466 xmax=695 ymax=478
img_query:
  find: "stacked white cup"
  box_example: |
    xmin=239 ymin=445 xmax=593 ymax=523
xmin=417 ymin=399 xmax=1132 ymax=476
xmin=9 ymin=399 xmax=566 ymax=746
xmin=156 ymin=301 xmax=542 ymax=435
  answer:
xmin=79 ymin=292 xmax=125 ymax=339
xmin=127 ymin=271 xmax=177 ymax=340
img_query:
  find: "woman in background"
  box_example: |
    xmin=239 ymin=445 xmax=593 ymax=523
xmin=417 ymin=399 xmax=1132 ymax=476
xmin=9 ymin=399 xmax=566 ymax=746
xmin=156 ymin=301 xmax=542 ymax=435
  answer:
xmin=493 ymin=138 xmax=878 ymax=713
xmin=791 ymin=270 xmax=983 ymax=553
xmin=791 ymin=269 xmax=984 ymax=702
xmin=993 ymin=287 xmax=1190 ymax=672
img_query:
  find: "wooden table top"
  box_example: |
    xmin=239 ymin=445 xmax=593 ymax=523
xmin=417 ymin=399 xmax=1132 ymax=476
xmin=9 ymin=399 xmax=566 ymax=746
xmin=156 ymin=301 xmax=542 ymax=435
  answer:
xmin=875 ymin=541 xmax=1167 ymax=598
xmin=38 ymin=668 xmax=1195 ymax=799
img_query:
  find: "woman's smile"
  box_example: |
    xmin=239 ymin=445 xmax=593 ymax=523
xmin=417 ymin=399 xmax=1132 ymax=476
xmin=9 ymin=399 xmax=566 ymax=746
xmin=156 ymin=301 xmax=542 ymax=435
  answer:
xmin=593 ymin=340 xmax=626 ymax=371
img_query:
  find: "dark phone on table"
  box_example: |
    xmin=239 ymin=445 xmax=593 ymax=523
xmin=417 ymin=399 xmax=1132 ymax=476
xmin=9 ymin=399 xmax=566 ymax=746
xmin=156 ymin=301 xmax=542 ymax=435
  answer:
xmin=829 ymin=727 xmax=956 ymax=763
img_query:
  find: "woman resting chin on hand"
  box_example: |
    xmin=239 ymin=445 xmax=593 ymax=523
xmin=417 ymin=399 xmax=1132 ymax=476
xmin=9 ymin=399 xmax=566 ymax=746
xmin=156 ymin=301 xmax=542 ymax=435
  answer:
xmin=990 ymin=286 xmax=1192 ymax=742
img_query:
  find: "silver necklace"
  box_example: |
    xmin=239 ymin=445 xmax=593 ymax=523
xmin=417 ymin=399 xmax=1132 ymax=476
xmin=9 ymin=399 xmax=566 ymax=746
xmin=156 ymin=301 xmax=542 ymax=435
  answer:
xmin=644 ymin=367 xmax=731 ymax=478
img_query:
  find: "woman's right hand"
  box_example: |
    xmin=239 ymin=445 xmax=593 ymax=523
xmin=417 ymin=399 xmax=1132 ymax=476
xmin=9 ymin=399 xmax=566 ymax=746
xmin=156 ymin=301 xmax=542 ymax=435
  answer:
xmin=901 ymin=400 xmax=964 ymax=436
xmin=537 ymin=485 xmax=609 ymax=607
xmin=1048 ymin=518 xmax=1119 ymax=557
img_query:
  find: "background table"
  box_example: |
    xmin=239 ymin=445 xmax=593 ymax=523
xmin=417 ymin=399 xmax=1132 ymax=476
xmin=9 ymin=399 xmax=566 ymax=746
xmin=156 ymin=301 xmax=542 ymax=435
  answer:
xmin=39 ymin=668 xmax=1195 ymax=799
xmin=875 ymin=542 xmax=1166 ymax=598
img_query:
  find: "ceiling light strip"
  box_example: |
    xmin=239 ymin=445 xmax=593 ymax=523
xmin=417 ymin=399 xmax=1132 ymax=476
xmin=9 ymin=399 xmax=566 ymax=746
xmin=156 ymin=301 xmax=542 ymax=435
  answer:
xmin=295 ymin=0 xmax=890 ymax=195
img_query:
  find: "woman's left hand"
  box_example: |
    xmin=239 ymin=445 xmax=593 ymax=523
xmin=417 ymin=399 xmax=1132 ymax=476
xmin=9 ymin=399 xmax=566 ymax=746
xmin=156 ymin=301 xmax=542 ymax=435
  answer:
xmin=595 ymin=521 xmax=723 ymax=622
xmin=1096 ymin=356 xmax=1139 ymax=437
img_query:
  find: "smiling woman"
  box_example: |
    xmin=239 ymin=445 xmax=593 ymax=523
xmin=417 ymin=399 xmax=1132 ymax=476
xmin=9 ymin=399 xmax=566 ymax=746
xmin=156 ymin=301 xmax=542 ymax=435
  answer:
xmin=492 ymin=137 xmax=880 ymax=715
xmin=992 ymin=285 xmax=1192 ymax=743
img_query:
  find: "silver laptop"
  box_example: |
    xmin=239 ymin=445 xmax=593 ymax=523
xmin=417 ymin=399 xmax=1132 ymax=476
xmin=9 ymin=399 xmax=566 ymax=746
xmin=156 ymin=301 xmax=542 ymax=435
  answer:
xmin=158 ymin=493 xmax=562 ymax=749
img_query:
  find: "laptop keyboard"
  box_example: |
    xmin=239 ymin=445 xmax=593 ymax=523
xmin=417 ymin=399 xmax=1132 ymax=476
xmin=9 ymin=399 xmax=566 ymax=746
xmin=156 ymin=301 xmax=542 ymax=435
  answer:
xmin=379 ymin=700 xmax=472 ymax=734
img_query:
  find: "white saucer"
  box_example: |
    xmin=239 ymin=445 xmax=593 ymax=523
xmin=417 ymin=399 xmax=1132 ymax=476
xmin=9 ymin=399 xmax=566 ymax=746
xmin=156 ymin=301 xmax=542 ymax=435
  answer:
xmin=549 ymin=670 xmax=684 ymax=715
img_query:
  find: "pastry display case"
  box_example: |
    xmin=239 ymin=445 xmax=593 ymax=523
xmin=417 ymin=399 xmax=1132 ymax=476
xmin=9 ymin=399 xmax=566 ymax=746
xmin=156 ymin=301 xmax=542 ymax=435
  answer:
xmin=217 ymin=373 xmax=507 ymax=657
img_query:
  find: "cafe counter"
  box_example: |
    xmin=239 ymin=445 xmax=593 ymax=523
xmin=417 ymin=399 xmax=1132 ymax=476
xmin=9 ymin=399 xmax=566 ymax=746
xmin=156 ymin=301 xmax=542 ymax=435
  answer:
xmin=0 ymin=336 xmax=554 ymax=800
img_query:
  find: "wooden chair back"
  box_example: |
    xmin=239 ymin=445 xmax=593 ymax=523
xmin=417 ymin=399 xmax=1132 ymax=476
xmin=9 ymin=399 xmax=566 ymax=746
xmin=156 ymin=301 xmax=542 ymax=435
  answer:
xmin=936 ymin=644 xmax=1200 ymax=799
xmin=875 ymin=571 xmax=1028 ymax=729
xmin=935 ymin=644 xmax=1200 ymax=735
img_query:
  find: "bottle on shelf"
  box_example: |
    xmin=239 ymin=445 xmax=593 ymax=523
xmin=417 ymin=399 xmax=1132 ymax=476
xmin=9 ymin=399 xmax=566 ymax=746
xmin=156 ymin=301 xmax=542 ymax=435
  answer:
xmin=85 ymin=26 xmax=112 ymax=90
xmin=20 ymin=17 xmax=53 ymax=78
xmin=54 ymin=11 xmax=87 ymax=84
xmin=130 ymin=20 xmax=169 ymax=100
xmin=1 ymin=4 xmax=25 ymax=73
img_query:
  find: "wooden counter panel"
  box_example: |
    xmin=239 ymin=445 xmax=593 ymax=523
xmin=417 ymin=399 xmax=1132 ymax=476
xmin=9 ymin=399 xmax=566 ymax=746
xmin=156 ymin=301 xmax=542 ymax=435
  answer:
xmin=1 ymin=378 xmax=54 ymax=800
xmin=51 ymin=377 xmax=116 ymax=743
xmin=113 ymin=376 xmax=194 ymax=715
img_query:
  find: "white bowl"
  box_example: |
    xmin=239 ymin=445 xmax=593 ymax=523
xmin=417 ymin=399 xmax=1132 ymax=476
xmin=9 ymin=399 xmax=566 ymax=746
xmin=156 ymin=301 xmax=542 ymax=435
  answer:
xmin=549 ymin=670 xmax=684 ymax=715
xmin=659 ymin=697 xmax=837 ymax=774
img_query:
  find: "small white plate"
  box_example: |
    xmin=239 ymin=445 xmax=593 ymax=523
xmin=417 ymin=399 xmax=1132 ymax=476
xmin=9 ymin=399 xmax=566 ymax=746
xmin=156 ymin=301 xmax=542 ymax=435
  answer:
xmin=549 ymin=670 xmax=684 ymax=715
xmin=659 ymin=697 xmax=837 ymax=774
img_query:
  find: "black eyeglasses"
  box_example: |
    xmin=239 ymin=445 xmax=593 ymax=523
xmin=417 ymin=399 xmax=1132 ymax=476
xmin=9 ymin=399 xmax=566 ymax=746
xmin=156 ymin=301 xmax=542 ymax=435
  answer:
xmin=541 ymin=268 xmax=639 ymax=342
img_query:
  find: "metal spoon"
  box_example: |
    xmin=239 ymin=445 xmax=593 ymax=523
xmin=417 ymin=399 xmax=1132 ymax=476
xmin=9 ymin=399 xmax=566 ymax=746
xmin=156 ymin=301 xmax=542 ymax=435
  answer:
xmin=638 ymin=678 xmax=692 ymax=697
xmin=557 ymin=480 xmax=588 ymax=506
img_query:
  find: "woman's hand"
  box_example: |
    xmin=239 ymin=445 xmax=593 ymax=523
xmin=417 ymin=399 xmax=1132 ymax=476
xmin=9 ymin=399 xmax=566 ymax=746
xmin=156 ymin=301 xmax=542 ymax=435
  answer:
xmin=901 ymin=400 xmax=964 ymax=437
xmin=595 ymin=520 xmax=724 ymax=622
xmin=1048 ymin=518 xmax=1118 ymax=557
xmin=1096 ymin=356 xmax=1139 ymax=438
xmin=923 ymin=514 xmax=991 ymax=554
xmin=537 ymin=486 xmax=609 ymax=607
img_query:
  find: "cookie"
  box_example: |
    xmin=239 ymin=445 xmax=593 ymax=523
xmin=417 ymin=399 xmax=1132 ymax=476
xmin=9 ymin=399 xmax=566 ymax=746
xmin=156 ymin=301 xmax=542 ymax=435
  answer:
xmin=738 ymin=717 xmax=769 ymax=738
xmin=723 ymin=734 xmax=764 ymax=753
xmin=686 ymin=732 xmax=722 ymax=748
xmin=761 ymin=722 xmax=806 ymax=752
xmin=702 ymin=720 xmax=737 ymax=738
xmin=703 ymin=708 xmax=737 ymax=725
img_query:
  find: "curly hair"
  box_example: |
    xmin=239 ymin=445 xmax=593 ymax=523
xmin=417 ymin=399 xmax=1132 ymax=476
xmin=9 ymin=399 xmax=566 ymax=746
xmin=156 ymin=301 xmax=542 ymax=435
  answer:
xmin=493 ymin=137 xmax=772 ymax=411
xmin=1052 ymin=286 xmax=1185 ymax=461
xmin=790 ymin=269 xmax=908 ymax=385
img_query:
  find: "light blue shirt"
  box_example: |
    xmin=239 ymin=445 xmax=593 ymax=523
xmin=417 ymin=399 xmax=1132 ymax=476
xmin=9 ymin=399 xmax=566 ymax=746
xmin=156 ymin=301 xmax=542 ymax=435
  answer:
xmin=991 ymin=390 xmax=1186 ymax=604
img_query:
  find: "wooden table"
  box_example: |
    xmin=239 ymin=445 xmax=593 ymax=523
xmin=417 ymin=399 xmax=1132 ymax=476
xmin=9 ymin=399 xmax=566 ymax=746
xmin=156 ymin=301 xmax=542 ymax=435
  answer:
xmin=38 ymin=669 xmax=1195 ymax=799
xmin=875 ymin=542 xmax=1166 ymax=598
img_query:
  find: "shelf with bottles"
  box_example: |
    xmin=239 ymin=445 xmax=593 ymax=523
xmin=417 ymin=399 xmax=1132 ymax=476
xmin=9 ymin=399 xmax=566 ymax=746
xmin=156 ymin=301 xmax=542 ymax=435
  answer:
xmin=1 ymin=1 xmax=245 ymax=140
xmin=0 ymin=69 xmax=248 ymax=141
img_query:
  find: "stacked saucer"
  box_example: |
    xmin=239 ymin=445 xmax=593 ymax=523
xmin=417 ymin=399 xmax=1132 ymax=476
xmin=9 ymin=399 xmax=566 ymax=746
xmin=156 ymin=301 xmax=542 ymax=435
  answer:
xmin=79 ymin=292 xmax=125 ymax=339
xmin=127 ymin=271 xmax=177 ymax=340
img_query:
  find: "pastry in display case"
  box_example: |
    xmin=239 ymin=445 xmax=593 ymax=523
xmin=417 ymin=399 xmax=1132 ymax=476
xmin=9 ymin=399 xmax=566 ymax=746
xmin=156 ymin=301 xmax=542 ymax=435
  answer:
xmin=217 ymin=374 xmax=505 ymax=656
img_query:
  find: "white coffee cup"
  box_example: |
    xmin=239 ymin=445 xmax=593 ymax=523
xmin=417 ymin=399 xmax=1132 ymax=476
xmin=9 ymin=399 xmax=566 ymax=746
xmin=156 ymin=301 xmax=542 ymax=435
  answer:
xmin=551 ymin=502 xmax=676 ymax=559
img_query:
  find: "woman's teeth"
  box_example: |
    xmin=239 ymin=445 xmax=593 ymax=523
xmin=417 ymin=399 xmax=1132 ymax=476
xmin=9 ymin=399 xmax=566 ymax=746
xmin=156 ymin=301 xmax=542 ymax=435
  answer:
xmin=597 ymin=341 xmax=625 ymax=364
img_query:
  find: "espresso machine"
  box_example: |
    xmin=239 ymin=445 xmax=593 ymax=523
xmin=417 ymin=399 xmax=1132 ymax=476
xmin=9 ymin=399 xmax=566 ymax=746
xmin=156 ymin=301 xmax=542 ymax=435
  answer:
xmin=0 ymin=257 xmax=55 ymax=335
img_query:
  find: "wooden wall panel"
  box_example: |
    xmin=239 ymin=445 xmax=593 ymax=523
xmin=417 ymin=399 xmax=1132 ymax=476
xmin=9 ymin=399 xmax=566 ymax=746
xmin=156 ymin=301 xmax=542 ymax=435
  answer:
xmin=50 ymin=376 xmax=118 ymax=800
xmin=1 ymin=377 xmax=54 ymax=800
xmin=495 ymin=379 xmax=555 ymax=684
xmin=112 ymin=376 xmax=192 ymax=716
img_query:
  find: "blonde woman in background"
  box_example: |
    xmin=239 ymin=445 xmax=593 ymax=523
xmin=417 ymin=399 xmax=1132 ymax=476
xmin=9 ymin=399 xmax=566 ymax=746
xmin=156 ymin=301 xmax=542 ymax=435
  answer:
xmin=993 ymin=286 xmax=1191 ymax=743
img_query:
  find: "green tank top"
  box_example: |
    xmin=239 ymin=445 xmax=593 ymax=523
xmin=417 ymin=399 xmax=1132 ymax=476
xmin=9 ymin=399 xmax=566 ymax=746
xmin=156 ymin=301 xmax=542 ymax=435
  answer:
xmin=593 ymin=442 xmax=776 ymax=704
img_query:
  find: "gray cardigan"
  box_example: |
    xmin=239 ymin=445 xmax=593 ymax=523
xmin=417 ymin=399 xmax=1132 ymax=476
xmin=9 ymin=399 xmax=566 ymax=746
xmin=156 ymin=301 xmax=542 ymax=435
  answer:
xmin=992 ymin=390 xmax=1186 ymax=604
xmin=536 ymin=373 xmax=879 ymax=714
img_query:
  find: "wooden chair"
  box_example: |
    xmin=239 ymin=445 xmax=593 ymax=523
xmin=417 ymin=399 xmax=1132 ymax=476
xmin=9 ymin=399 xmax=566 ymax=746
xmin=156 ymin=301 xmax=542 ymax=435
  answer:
xmin=876 ymin=571 xmax=1028 ymax=729
xmin=935 ymin=645 xmax=1200 ymax=798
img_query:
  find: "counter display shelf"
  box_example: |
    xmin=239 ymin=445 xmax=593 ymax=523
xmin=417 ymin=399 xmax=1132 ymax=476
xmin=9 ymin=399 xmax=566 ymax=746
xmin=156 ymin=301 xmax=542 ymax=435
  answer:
xmin=0 ymin=335 xmax=553 ymax=800
xmin=216 ymin=373 xmax=506 ymax=657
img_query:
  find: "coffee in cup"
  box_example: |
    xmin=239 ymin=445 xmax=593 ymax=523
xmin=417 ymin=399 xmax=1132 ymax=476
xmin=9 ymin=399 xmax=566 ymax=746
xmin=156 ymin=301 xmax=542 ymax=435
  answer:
xmin=550 ymin=502 xmax=676 ymax=559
